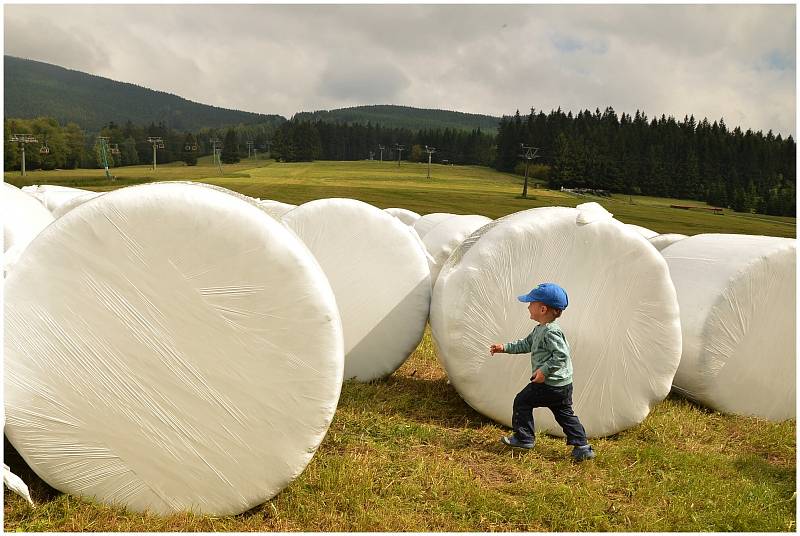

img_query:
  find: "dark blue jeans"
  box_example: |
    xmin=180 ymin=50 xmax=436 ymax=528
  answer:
xmin=512 ymin=382 xmax=588 ymax=446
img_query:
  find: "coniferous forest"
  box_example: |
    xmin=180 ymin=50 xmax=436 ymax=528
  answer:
xmin=4 ymin=105 xmax=795 ymax=216
xmin=495 ymin=108 xmax=796 ymax=216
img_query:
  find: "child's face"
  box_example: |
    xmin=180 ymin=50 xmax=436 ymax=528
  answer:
xmin=527 ymin=301 xmax=549 ymax=323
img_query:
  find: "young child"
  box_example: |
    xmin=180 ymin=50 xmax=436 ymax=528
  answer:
xmin=489 ymin=283 xmax=596 ymax=462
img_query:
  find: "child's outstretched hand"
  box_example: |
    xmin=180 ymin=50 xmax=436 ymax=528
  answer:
xmin=489 ymin=344 xmax=504 ymax=355
xmin=531 ymin=369 xmax=545 ymax=383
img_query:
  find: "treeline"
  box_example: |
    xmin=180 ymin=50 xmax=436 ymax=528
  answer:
xmin=496 ymin=108 xmax=796 ymax=216
xmin=5 ymin=108 xmax=795 ymax=217
xmin=271 ymin=120 xmax=495 ymax=165
xmin=3 ymin=117 xmax=279 ymax=170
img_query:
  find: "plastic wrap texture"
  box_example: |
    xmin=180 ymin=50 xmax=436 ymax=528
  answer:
xmin=430 ymin=206 xmax=682 ymax=438
xmin=421 ymin=214 xmax=492 ymax=284
xmin=20 ymin=185 xmax=92 ymax=213
xmin=625 ymin=224 xmax=659 ymax=239
xmin=50 ymin=191 xmax=102 ymax=219
xmin=2 ymin=183 xmax=55 ymax=275
xmin=384 ymin=207 xmax=421 ymax=226
xmin=649 ymin=233 xmax=688 ymax=251
xmin=255 ymin=199 xmax=296 ymax=220
xmin=4 ymin=182 xmax=345 ymax=515
xmin=413 ymin=212 xmax=457 ymax=239
xmin=283 ymin=198 xmax=431 ymax=381
xmin=3 ymin=464 xmax=34 ymax=506
xmin=661 ymin=234 xmax=795 ymax=420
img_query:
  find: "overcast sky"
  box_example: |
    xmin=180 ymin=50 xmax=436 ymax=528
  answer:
xmin=4 ymin=4 xmax=796 ymax=136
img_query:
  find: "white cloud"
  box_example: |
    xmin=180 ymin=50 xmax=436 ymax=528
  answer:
xmin=3 ymin=4 xmax=795 ymax=136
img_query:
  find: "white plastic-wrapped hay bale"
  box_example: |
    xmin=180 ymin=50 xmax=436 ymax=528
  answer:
xmin=256 ymin=199 xmax=296 ymax=220
xmin=21 ymin=185 xmax=92 ymax=213
xmin=422 ymin=214 xmax=492 ymax=284
xmin=430 ymin=203 xmax=682 ymax=438
xmin=2 ymin=183 xmax=55 ymax=275
xmin=4 ymin=182 xmax=344 ymax=515
xmin=50 ymin=191 xmax=102 ymax=218
xmin=625 ymin=223 xmax=659 ymax=239
xmin=283 ymin=198 xmax=431 ymax=381
xmin=384 ymin=207 xmax=421 ymax=226
xmin=413 ymin=212 xmax=457 ymax=239
xmin=662 ymin=234 xmax=796 ymax=421
xmin=649 ymin=233 xmax=688 ymax=251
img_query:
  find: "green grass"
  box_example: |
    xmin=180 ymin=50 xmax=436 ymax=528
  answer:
xmin=4 ymin=330 xmax=796 ymax=531
xmin=3 ymin=160 xmax=796 ymax=530
xmin=5 ymin=158 xmax=795 ymax=237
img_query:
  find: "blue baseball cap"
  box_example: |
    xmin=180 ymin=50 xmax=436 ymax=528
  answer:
xmin=517 ymin=283 xmax=569 ymax=310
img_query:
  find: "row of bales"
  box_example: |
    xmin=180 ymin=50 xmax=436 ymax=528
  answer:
xmin=2 ymin=181 xmax=795 ymax=515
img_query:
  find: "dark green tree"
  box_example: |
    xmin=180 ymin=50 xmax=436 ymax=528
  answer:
xmin=220 ymin=128 xmax=240 ymax=164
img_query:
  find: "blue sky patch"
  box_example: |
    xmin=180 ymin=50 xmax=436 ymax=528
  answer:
xmin=551 ymin=34 xmax=607 ymax=55
xmin=764 ymin=49 xmax=795 ymax=71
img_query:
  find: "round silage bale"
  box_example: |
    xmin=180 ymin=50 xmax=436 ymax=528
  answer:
xmin=430 ymin=204 xmax=682 ymax=438
xmin=661 ymin=234 xmax=796 ymax=421
xmin=2 ymin=183 xmax=55 ymax=275
xmin=413 ymin=212 xmax=457 ymax=239
xmin=50 ymin=191 xmax=102 ymax=218
xmin=422 ymin=214 xmax=492 ymax=284
xmin=256 ymin=199 xmax=296 ymax=220
xmin=384 ymin=207 xmax=421 ymax=226
xmin=283 ymin=198 xmax=431 ymax=381
xmin=4 ymin=182 xmax=344 ymax=515
xmin=649 ymin=233 xmax=688 ymax=251
xmin=21 ymin=185 xmax=92 ymax=213
xmin=625 ymin=223 xmax=659 ymax=239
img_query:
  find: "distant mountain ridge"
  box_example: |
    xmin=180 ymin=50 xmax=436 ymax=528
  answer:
xmin=5 ymin=56 xmax=501 ymax=134
xmin=4 ymin=56 xmax=286 ymax=132
xmin=294 ymin=105 xmax=500 ymax=132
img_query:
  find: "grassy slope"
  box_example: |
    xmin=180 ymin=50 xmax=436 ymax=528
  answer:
xmin=3 ymin=160 xmax=796 ymax=531
xmin=4 ymin=158 xmax=796 ymax=237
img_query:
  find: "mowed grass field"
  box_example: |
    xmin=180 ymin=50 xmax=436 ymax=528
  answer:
xmin=3 ymin=159 xmax=796 ymax=531
xmin=5 ymin=156 xmax=795 ymax=237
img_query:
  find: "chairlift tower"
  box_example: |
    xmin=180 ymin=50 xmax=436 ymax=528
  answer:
xmin=97 ymin=136 xmax=114 ymax=181
xmin=378 ymin=144 xmax=385 ymax=163
xmin=393 ymin=143 xmax=405 ymax=168
xmin=246 ymin=140 xmax=254 ymax=159
xmin=147 ymin=136 xmax=164 ymax=171
xmin=424 ymin=145 xmax=436 ymax=179
xmin=518 ymin=144 xmax=540 ymax=198
xmin=209 ymin=137 xmax=223 ymax=175
xmin=9 ymin=133 xmax=38 ymax=177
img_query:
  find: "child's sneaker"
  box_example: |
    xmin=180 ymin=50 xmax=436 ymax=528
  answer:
xmin=500 ymin=434 xmax=534 ymax=449
xmin=571 ymin=445 xmax=596 ymax=462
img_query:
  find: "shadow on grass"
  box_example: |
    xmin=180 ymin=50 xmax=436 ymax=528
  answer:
xmin=731 ymin=454 xmax=796 ymax=489
xmin=338 ymin=374 xmax=496 ymax=431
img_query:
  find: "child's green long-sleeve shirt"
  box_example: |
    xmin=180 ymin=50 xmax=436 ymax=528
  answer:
xmin=503 ymin=322 xmax=573 ymax=386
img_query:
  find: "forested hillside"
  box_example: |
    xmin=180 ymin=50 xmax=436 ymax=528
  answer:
xmin=495 ymin=108 xmax=796 ymax=216
xmin=4 ymin=56 xmax=285 ymax=132
xmin=293 ymin=105 xmax=500 ymax=132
